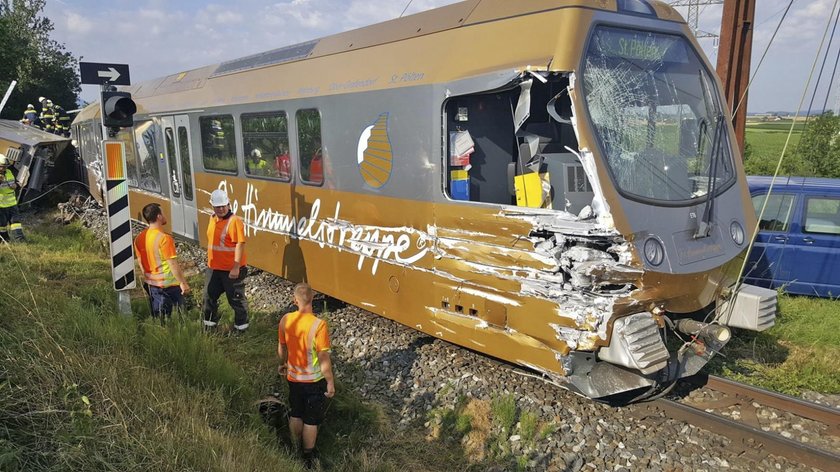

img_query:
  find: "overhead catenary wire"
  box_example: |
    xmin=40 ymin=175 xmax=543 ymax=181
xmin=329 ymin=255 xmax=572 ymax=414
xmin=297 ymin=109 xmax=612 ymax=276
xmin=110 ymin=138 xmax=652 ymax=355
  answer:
xmin=399 ymin=0 xmax=413 ymax=18
xmin=804 ymin=2 xmax=840 ymax=120
xmin=821 ymin=14 xmax=840 ymax=113
xmin=728 ymin=0 xmax=840 ymax=309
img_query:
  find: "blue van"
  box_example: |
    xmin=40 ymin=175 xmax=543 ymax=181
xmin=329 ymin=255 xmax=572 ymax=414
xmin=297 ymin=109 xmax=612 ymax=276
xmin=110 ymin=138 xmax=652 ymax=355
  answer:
xmin=746 ymin=176 xmax=840 ymax=297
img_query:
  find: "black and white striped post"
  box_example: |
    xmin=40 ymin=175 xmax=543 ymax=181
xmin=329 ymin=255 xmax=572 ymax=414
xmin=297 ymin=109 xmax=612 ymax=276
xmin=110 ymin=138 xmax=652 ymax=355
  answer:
xmin=102 ymin=139 xmax=135 ymax=314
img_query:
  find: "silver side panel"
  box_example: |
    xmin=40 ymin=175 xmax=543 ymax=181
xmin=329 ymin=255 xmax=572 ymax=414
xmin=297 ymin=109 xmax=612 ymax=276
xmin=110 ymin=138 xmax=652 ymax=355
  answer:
xmin=718 ymin=284 xmax=777 ymax=331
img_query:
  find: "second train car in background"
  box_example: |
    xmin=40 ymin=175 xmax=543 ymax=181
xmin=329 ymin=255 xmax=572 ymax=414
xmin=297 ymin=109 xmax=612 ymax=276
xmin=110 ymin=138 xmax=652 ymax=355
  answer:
xmin=72 ymin=0 xmax=776 ymax=399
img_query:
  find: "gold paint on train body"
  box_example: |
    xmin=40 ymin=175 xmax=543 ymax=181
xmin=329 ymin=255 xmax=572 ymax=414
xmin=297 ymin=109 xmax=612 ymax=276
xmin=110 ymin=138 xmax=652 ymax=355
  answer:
xmin=358 ymin=114 xmax=393 ymax=188
xmin=192 ymin=172 xmax=603 ymax=366
xmin=127 ymin=190 xmax=174 ymax=233
xmin=0 ymin=140 xmax=22 ymax=155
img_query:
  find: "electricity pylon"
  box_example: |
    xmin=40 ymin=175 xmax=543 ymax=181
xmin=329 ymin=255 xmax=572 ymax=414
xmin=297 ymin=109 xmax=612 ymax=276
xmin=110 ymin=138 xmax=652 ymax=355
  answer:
xmin=669 ymin=0 xmax=724 ymax=39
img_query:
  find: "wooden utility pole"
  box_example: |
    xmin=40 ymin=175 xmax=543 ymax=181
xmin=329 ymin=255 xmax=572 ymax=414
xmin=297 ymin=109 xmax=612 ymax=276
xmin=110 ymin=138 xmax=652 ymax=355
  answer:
xmin=716 ymin=0 xmax=756 ymax=154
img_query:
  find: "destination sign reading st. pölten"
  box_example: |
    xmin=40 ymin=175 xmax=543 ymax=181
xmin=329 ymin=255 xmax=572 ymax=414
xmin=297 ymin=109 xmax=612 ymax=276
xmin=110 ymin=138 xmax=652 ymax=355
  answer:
xmin=79 ymin=62 xmax=131 ymax=86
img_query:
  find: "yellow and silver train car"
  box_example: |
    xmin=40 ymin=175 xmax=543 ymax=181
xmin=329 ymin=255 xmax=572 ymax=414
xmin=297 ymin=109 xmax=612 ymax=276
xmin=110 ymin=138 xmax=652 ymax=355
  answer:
xmin=73 ymin=0 xmax=776 ymax=399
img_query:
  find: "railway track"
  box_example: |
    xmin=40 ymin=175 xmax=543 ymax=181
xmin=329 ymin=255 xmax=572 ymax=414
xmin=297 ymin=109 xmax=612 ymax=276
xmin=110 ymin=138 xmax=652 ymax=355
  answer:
xmin=641 ymin=374 xmax=840 ymax=471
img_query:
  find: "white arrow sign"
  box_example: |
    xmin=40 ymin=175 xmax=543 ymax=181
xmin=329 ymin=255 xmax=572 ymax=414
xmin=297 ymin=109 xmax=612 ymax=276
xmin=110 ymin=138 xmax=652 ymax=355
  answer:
xmin=97 ymin=67 xmax=121 ymax=82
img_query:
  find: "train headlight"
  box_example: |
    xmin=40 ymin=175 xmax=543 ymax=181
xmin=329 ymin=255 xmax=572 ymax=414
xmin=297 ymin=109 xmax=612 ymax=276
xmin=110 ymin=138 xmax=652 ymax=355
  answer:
xmin=643 ymin=237 xmax=664 ymax=266
xmin=730 ymin=221 xmax=745 ymax=246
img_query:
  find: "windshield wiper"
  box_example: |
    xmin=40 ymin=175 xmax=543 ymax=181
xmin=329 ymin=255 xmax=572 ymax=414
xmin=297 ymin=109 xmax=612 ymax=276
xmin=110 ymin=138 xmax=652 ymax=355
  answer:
xmin=694 ymin=112 xmax=724 ymax=239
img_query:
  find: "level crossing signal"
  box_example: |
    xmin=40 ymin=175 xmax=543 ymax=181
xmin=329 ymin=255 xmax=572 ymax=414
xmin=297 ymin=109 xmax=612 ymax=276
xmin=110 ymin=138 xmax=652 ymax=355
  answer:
xmin=101 ymin=88 xmax=137 ymax=129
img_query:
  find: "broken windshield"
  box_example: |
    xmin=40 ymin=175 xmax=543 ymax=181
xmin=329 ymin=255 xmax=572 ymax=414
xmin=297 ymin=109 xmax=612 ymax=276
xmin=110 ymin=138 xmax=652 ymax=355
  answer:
xmin=581 ymin=26 xmax=734 ymax=204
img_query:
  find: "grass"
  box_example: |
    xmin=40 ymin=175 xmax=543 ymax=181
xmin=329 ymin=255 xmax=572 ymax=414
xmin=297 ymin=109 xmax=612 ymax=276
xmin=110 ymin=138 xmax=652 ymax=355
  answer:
xmin=708 ymin=293 xmax=840 ymax=395
xmin=0 ymin=220 xmax=479 ymax=471
xmin=744 ymin=122 xmax=803 ymax=168
xmin=426 ymin=394 xmax=555 ymax=471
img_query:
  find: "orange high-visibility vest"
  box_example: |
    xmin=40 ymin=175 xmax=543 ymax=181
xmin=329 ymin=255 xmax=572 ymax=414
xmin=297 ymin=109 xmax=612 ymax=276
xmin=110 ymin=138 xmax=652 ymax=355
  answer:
xmin=207 ymin=213 xmax=246 ymax=270
xmin=279 ymin=311 xmax=331 ymax=383
xmin=134 ymin=228 xmax=178 ymax=287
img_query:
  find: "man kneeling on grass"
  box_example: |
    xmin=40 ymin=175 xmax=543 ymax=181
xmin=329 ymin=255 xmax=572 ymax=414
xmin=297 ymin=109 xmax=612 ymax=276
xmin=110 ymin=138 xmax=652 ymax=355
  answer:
xmin=277 ymin=282 xmax=335 ymax=469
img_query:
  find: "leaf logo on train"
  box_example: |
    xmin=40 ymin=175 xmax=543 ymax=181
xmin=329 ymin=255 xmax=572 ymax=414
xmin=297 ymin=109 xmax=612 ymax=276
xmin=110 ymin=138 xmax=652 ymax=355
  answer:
xmin=356 ymin=113 xmax=393 ymax=188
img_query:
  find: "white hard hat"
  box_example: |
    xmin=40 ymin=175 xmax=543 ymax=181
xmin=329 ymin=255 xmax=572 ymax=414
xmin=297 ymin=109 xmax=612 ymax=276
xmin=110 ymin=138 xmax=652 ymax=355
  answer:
xmin=38 ymin=96 xmax=45 ymax=102
xmin=209 ymin=189 xmax=229 ymax=206
xmin=0 ymin=154 xmax=8 ymax=166
xmin=46 ymin=99 xmax=53 ymax=105
xmin=27 ymin=104 xmax=34 ymax=109
xmin=251 ymin=149 xmax=262 ymax=158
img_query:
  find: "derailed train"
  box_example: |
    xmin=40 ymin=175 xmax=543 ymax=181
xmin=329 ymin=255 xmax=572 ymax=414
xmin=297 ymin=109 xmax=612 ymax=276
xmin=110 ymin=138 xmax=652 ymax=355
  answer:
xmin=0 ymin=119 xmax=72 ymax=200
xmin=71 ymin=0 xmax=776 ymax=399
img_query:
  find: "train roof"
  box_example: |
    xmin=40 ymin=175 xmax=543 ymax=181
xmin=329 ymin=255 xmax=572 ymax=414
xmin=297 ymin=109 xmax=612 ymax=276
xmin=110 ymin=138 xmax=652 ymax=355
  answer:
xmin=747 ymin=175 xmax=840 ymax=191
xmin=0 ymin=119 xmax=71 ymax=147
xmin=75 ymin=0 xmax=685 ymax=122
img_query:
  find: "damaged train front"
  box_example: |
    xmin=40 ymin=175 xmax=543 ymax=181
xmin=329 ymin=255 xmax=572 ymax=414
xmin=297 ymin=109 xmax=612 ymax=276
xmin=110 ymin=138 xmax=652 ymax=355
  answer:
xmin=549 ymin=24 xmax=778 ymax=399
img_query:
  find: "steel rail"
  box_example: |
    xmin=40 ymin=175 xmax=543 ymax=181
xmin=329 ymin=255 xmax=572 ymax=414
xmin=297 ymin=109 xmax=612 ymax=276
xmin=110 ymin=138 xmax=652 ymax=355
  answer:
xmin=651 ymin=398 xmax=840 ymax=471
xmin=701 ymin=374 xmax=840 ymax=433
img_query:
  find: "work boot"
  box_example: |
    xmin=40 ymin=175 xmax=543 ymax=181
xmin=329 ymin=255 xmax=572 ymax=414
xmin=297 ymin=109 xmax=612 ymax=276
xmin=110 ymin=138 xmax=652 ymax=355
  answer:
xmin=302 ymin=449 xmax=317 ymax=470
xmin=10 ymin=223 xmax=24 ymax=242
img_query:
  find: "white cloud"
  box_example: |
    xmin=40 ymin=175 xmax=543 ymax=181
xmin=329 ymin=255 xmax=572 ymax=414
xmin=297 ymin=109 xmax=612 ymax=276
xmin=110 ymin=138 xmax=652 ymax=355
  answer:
xmin=65 ymin=12 xmax=93 ymax=35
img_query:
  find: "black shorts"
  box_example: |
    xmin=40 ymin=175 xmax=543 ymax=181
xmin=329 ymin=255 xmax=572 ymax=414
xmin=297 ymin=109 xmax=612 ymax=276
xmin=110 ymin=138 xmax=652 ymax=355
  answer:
xmin=288 ymin=379 xmax=327 ymax=425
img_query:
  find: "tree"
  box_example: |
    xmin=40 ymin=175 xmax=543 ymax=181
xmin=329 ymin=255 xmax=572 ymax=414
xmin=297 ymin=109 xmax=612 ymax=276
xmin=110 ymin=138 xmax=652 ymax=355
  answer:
xmin=743 ymin=140 xmax=811 ymax=177
xmin=0 ymin=0 xmax=79 ymax=120
xmin=797 ymin=111 xmax=840 ymax=178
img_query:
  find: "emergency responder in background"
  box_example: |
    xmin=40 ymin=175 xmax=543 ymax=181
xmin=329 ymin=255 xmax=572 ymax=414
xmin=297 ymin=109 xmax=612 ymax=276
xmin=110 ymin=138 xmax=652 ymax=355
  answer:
xmin=40 ymin=98 xmax=55 ymax=133
xmin=53 ymin=103 xmax=71 ymax=136
xmin=0 ymin=154 xmax=24 ymax=242
xmin=20 ymin=104 xmax=39 ymax=126
xmin=202 ymin=189 xmax=249 ymax=333
xmin=247 ymin=148 xmax=268 ymax=175
xmin=134 ymin=203 xmax=190 ymax=321
xmin=277 ymin=282 xmax=335 ymax=470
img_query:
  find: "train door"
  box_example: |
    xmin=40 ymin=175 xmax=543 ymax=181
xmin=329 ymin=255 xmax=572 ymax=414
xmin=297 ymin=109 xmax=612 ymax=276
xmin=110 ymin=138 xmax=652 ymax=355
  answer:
xmin=161 ymin=115 xmax=198 ymax=240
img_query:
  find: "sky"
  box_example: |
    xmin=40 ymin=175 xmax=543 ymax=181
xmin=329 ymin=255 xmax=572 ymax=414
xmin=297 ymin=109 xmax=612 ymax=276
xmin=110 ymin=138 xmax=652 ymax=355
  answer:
xmin=43 ymin=0 xmax=840 ymax=113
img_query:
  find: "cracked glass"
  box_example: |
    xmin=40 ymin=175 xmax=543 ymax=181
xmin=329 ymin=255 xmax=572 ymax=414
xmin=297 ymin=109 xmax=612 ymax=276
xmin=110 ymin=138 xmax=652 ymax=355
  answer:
xmin=582 ymin=26 xmax=734 ymax=203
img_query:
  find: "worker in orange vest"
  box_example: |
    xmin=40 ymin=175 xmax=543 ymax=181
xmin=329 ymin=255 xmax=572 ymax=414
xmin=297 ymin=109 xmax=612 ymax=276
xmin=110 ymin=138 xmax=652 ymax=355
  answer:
xmin=134 ymin=203 xmax=190 ymax=320
xmin=277 ymin=282 xmax=335 ymax=469
xmin=202 ymin=189 xmax=249 ymax=333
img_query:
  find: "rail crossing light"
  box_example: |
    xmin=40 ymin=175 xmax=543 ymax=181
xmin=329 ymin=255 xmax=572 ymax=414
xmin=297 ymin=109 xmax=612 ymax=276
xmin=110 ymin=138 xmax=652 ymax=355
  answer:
xmin=101 ymin=88 xmax=136 ymax=129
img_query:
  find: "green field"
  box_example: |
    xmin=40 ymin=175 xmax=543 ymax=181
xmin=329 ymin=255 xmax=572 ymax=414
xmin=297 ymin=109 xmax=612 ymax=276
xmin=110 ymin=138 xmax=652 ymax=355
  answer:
xmin=744 ymin=121 xmax=804 ymax=173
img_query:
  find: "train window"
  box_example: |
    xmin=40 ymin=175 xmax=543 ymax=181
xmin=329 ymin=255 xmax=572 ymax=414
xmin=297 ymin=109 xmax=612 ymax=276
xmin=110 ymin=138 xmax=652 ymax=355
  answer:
xmin=133 ymin=121 xmax=162 ymax=193
xmin=178 ymin=127 xmax=193 ymax=201
xmin=443 ymin=74 xmax=585 ymax=212
xmin=115 ymin=128 xmax=141 ymax=188
xmin=804 ymin=197 xmax=840 ymax=235
xmin=582 ymin=26 xmax=734 ymax=203
xmin=752 ymin=193 xmax=795 ymax=232
xmin=165 ymin=127 xmax=180 ymax=197
xmin=296 ymin=109 xmax=323 ymax=185
xmin=199 ymin=115 xmax=237 ymax=173
xmin=242 ymin=112 xmax=291 ymax=181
